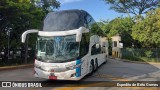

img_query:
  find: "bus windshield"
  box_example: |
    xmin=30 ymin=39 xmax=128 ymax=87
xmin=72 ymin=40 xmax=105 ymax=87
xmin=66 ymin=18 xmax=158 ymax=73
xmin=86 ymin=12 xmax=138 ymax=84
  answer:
xmin=37 ymin=35 xmax=79 ymax=63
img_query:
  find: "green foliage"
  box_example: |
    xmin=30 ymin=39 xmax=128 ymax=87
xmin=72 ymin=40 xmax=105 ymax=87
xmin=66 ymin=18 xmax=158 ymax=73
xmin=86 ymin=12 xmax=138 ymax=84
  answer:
xmin=0 ymin=0 xmax=60 ymax=49
xmin=102 ymin=0 xmax=160 ymax=48
xmin=31 ymin=0 xmax=60 ymax=13
xmin=103 ymin=0 xmax=159 ymax=15
xmin=104 ymin=17 xmax=134 ymax=36
xmin=121 ymin=48 xmax=160 ymax=62
xmin=132 ymin=8 xmax=160 ymax=48
xmin=91 ymin=23 xmax=105 ymax=36
xmin=101 ymin=17 xmax=134 ymax=47
xmin=0 ymin=0 xmax=42 ymax=48
xmin=145 ymin=50 xmax=153 ymax=58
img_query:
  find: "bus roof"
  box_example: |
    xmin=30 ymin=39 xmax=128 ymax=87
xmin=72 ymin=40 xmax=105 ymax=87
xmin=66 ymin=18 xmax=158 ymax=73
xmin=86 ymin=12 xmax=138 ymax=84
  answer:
xmin=43 ymin=9 xmax=93 ymax=31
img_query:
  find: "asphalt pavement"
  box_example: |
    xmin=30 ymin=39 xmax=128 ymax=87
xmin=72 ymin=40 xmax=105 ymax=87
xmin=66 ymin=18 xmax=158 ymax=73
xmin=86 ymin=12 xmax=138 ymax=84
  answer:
xmin=0 ymin=58 xmax=160 ymax=90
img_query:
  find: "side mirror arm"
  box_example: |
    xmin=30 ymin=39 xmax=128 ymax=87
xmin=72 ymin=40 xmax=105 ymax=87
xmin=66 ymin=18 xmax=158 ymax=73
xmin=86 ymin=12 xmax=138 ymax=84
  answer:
xmin=21 ymin=29 xmax=39 ymax=43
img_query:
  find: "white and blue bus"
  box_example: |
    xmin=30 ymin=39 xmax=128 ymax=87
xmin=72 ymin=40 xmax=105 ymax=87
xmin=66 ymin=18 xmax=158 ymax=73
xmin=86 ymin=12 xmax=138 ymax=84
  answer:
xmin=21 ymin=10 xmax=108 ymax=80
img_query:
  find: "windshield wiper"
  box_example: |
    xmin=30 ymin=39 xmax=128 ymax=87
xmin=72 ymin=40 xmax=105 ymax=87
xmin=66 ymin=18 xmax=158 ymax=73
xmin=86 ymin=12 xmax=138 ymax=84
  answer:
xmin=55 ymin=55 xmax=67 ymax=60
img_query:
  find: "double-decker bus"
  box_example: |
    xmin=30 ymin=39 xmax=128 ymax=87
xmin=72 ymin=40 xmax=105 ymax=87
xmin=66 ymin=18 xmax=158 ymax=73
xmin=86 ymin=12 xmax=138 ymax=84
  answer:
xmin=21 ymin=10 xmax=108 ymax=80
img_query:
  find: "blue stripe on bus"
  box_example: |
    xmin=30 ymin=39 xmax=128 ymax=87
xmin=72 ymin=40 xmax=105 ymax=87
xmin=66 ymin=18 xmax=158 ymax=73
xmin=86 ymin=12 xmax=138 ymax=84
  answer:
xmin=76 ymin=59 xmax=81 ymax=77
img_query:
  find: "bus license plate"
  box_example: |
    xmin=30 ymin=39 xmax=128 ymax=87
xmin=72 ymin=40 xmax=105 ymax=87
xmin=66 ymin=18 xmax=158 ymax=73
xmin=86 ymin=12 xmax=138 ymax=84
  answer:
xmin=49 ymin=76 xmax=57 ymax=80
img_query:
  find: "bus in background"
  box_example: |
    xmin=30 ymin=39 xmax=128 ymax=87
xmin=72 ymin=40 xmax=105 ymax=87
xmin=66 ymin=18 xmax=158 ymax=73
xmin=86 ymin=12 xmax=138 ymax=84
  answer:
xmin=21 ymin=10 xmax=108 ymax=80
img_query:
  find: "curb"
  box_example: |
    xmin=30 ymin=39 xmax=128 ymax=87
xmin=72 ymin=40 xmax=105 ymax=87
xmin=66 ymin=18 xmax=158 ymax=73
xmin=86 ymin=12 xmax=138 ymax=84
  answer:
xmin=127 ymin=70 xmax=160 ymax=81
xmin=0 ymin=64 xmax=34 ymax=71
xmin=111 ymin=58 xmax=160 ymax=65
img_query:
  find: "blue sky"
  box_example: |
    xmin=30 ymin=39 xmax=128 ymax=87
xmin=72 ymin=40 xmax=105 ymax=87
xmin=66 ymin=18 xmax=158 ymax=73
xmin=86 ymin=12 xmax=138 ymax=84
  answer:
xmin=56 ymin=0 xmax=128 ymax=21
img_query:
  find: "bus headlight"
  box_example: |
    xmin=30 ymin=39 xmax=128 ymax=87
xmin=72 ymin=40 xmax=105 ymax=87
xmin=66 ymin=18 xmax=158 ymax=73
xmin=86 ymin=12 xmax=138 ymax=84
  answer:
xmin=66 ymin=65 xmax=76 ymax=70
xmin=66 ymin=63 xmax=81 ymax=70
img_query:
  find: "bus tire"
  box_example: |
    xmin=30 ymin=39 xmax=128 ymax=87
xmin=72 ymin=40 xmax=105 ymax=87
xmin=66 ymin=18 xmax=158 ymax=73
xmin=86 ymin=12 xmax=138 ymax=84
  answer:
xmin=95 ymin=59 xmax=98 ymax=71
xmin=89 ymin=60 xmax=94 ymax=75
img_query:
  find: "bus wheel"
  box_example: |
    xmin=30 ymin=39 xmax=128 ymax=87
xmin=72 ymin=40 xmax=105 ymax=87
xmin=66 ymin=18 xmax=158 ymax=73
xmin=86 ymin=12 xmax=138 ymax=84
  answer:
xmin=95 ymin=59 xmax=98 ymax=71
xmin=89 ymin=60 xmax=94 ymax=75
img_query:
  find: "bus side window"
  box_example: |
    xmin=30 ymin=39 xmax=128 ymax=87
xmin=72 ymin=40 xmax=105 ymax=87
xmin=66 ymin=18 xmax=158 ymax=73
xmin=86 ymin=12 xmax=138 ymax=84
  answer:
xmin=91 ymin=44 xmax=101 ymax=55
xmin=91 ymin=44 xmax=96 ymax=55
xmin=79 ymin=33 xmax=89 ymax=57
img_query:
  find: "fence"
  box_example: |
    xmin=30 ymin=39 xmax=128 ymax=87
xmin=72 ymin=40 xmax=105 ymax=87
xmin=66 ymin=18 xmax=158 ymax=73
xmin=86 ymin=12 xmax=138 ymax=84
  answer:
xmin=0 ymin=48 xmax=35 ymax=66
xmin=121 ymin=48 xmax=160 ymax=62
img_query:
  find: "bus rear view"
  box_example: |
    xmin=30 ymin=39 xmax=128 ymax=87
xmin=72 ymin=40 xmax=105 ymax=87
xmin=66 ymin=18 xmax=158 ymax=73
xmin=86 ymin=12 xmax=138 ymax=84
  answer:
xmin=21 ymin=10 xmax=108 ymax=80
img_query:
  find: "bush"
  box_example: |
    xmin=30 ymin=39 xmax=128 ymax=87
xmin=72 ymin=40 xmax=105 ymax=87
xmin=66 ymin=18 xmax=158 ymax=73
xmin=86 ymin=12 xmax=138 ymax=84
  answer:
xmin=121 ymin=48 xmax=160 ymax=62
xmin=145 ymin=50 xmax=153 ymax=58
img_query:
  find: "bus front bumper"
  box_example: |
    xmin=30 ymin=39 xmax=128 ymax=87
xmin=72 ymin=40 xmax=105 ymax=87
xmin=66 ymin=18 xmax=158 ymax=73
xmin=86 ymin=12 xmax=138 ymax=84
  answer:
xmin=34 ymin=67 xmax=82 ymax=80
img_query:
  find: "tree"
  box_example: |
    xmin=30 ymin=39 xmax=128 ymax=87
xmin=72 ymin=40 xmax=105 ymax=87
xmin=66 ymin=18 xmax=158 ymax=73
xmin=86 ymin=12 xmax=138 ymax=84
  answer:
xmin=102 ymin=17 xmax=135 ymax=47
xmin=132 ymin=8 xmax=160 ymax=48
xmin=103 ymin=0 xmax=160 ymax=16
xmin=0 ymin=0 xmax=44 ymax=48
xmin=91 ymin=23 xmax=106 ymax=36
xmin=0 ymin=0 xmax=60 ymax=48
xmin=31 ymin=0 xmax=60 ymax=13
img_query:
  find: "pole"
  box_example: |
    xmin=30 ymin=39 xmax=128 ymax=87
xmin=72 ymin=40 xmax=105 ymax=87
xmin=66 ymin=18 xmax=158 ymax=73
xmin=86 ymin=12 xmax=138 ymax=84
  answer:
xmin=7 ymin=30 xmax=10 ymax=60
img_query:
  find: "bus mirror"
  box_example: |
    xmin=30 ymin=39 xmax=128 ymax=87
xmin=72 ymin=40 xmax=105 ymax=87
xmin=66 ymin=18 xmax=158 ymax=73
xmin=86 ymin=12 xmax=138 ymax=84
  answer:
xmin=96 ymin=44 xmax=100 ymax=49
xmin=21 ymin=29 xmax=39 ymax=43
xmin=76 ymin=27 xmax=89 ymax=42
xmin=76 ymin=30 xmax=82 ymax=42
